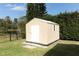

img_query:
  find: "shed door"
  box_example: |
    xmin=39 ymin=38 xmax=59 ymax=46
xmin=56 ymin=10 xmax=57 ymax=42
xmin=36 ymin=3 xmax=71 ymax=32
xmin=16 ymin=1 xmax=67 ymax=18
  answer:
xmin=31 ymin=25 xmax=39 ymax=42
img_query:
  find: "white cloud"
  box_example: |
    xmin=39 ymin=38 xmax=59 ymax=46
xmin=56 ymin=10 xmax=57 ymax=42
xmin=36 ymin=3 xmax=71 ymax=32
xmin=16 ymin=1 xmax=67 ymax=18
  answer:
xmin=5 ymin=4 xmax=16 ymax=7
xmin=5 ymin=4 xmax=26 ymax=11
xmin=11 ymin=6 xmax=26 ymax=11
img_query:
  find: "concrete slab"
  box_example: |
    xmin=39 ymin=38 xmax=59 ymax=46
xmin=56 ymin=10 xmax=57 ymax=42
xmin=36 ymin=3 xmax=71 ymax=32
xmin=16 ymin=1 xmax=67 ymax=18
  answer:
xmin=22 ymin=42 xmax=48 ymax=48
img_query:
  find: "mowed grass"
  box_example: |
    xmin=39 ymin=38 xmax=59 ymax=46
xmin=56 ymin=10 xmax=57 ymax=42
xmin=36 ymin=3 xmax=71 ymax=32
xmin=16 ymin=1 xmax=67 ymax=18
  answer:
xmin=0 ymin=37 xmax=79 ymax=56
xmin=0 ymin=39 xmax=48 ymax=56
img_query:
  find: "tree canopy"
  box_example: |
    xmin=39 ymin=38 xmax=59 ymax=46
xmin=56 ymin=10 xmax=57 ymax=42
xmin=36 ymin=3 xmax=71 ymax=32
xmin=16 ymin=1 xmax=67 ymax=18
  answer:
xmin=27 ymin=3 xmax=47 ymax=22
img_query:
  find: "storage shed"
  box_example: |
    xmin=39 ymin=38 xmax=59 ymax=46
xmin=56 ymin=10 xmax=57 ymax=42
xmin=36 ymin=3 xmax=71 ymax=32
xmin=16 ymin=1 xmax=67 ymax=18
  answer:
xmin=26 ymin=18 xmax=59 ymax=46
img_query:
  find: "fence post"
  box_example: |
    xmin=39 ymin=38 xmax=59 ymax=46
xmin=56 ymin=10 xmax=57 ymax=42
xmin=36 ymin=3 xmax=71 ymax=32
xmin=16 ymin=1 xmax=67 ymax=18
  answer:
xmin=16 ymin=31 xmax=18 ymax=40
xmin=10 ymin=32 xmax=11 ymax=41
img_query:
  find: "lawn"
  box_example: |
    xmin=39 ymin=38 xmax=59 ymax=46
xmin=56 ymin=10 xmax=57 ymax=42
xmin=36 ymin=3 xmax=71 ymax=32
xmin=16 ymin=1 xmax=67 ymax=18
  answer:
xmin=0 ymin=39 xmax=49 ymax=56
xmin=0 ymin=38 xmax=79 ymax=56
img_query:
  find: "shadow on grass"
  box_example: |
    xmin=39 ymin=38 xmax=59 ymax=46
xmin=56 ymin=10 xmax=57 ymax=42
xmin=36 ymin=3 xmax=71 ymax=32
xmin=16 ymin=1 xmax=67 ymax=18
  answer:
xmin=44 ymin=43 xmax=79 ymax=56
xmin=0 ymin=39 xmax=19 ymax=44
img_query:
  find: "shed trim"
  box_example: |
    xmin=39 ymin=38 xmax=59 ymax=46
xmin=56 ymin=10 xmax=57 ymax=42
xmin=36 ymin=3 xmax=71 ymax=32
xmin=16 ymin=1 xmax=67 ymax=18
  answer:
xmin=26 ymin=39 xmax=59 ymax=46
xmin=26 ymin=18 xmax=59 ymax=25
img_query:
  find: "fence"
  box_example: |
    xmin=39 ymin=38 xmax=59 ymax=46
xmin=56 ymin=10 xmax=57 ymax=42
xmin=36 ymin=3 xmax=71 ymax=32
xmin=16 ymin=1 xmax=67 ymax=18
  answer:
xmin=0 ymin=32 xmax=23 ymax=43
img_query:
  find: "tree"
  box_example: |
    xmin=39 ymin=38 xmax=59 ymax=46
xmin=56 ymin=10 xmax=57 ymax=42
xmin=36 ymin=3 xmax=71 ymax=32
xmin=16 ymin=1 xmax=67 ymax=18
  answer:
xmin=14 ymin=18 xmax=18 ymax=40
xmin=4 ymin=16 xmax=12 ymax=41
xmin=0 ymin=18 xmax=6 ymax=33
xmin=27 ymin=3 xmax=47 ymax=22
xmin=13 ymin=18 xmax=18 ymax=29
xmin=14 ymin=18 xmax=18 ymax=23
xmin=18 ymin=16 xmax=26 ymax=39
xmin=33 ymin=3 xmax=47 ymax=18
xmin=5 ymin=16 xmax=12 ymax=31
xmin=41 ymin=11 xmax=79 ymax=40
xmin=27 ymin=3 xmax=34 ymax=22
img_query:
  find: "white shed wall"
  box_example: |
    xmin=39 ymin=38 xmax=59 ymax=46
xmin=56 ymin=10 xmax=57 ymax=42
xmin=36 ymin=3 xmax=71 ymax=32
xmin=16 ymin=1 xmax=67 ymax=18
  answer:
xmin=26 ymin=18 xmax=59 ymax=45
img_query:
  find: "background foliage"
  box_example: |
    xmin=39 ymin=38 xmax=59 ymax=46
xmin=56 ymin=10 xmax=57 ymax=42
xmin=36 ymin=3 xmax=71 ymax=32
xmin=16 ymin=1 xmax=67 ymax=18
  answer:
xmin=0 ymin=3 xmax=79 ymax=40
xmin=42 ymin=11 xmax=79 ymax=40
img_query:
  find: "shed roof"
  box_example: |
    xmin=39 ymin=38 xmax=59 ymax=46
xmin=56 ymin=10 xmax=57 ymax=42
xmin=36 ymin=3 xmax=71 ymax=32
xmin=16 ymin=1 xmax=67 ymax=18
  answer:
xmin=33 ymin=18 xmax=58 ymax=25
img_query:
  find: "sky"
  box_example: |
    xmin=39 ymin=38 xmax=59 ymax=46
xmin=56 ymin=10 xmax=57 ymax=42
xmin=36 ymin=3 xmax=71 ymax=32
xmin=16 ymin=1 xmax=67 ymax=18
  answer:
xmin=0 ymin=3 xmax=26 ymax=20
xmin=46 ymin=3 xmax=79 ymax=15
xmin=0 ymin=3 xmax=79 ymax=20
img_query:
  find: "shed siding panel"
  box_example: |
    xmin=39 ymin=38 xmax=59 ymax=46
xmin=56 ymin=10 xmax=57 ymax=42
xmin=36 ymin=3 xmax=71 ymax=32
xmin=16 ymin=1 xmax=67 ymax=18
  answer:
xmin=26 ymin=18 xmax=59 ymax=45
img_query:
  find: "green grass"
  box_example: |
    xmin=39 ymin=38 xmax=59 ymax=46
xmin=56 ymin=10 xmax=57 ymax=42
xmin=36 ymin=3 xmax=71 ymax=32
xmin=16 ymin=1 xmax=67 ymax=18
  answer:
xmin=0 ymin=38 xmax=79 ymax=56
xmin=0 ymin=39 xmax=48 ymax=56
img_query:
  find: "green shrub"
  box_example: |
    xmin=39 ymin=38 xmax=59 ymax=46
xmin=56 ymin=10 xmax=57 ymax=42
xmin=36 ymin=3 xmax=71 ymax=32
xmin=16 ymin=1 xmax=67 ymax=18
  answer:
xmin=43 ymin=11 xmax=79 ymax=40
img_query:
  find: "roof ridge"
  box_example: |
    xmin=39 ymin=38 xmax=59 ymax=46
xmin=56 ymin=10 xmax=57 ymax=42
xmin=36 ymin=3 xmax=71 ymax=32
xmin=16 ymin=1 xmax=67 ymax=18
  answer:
xmin=33 ymin=18 xmax=58 ymax=25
